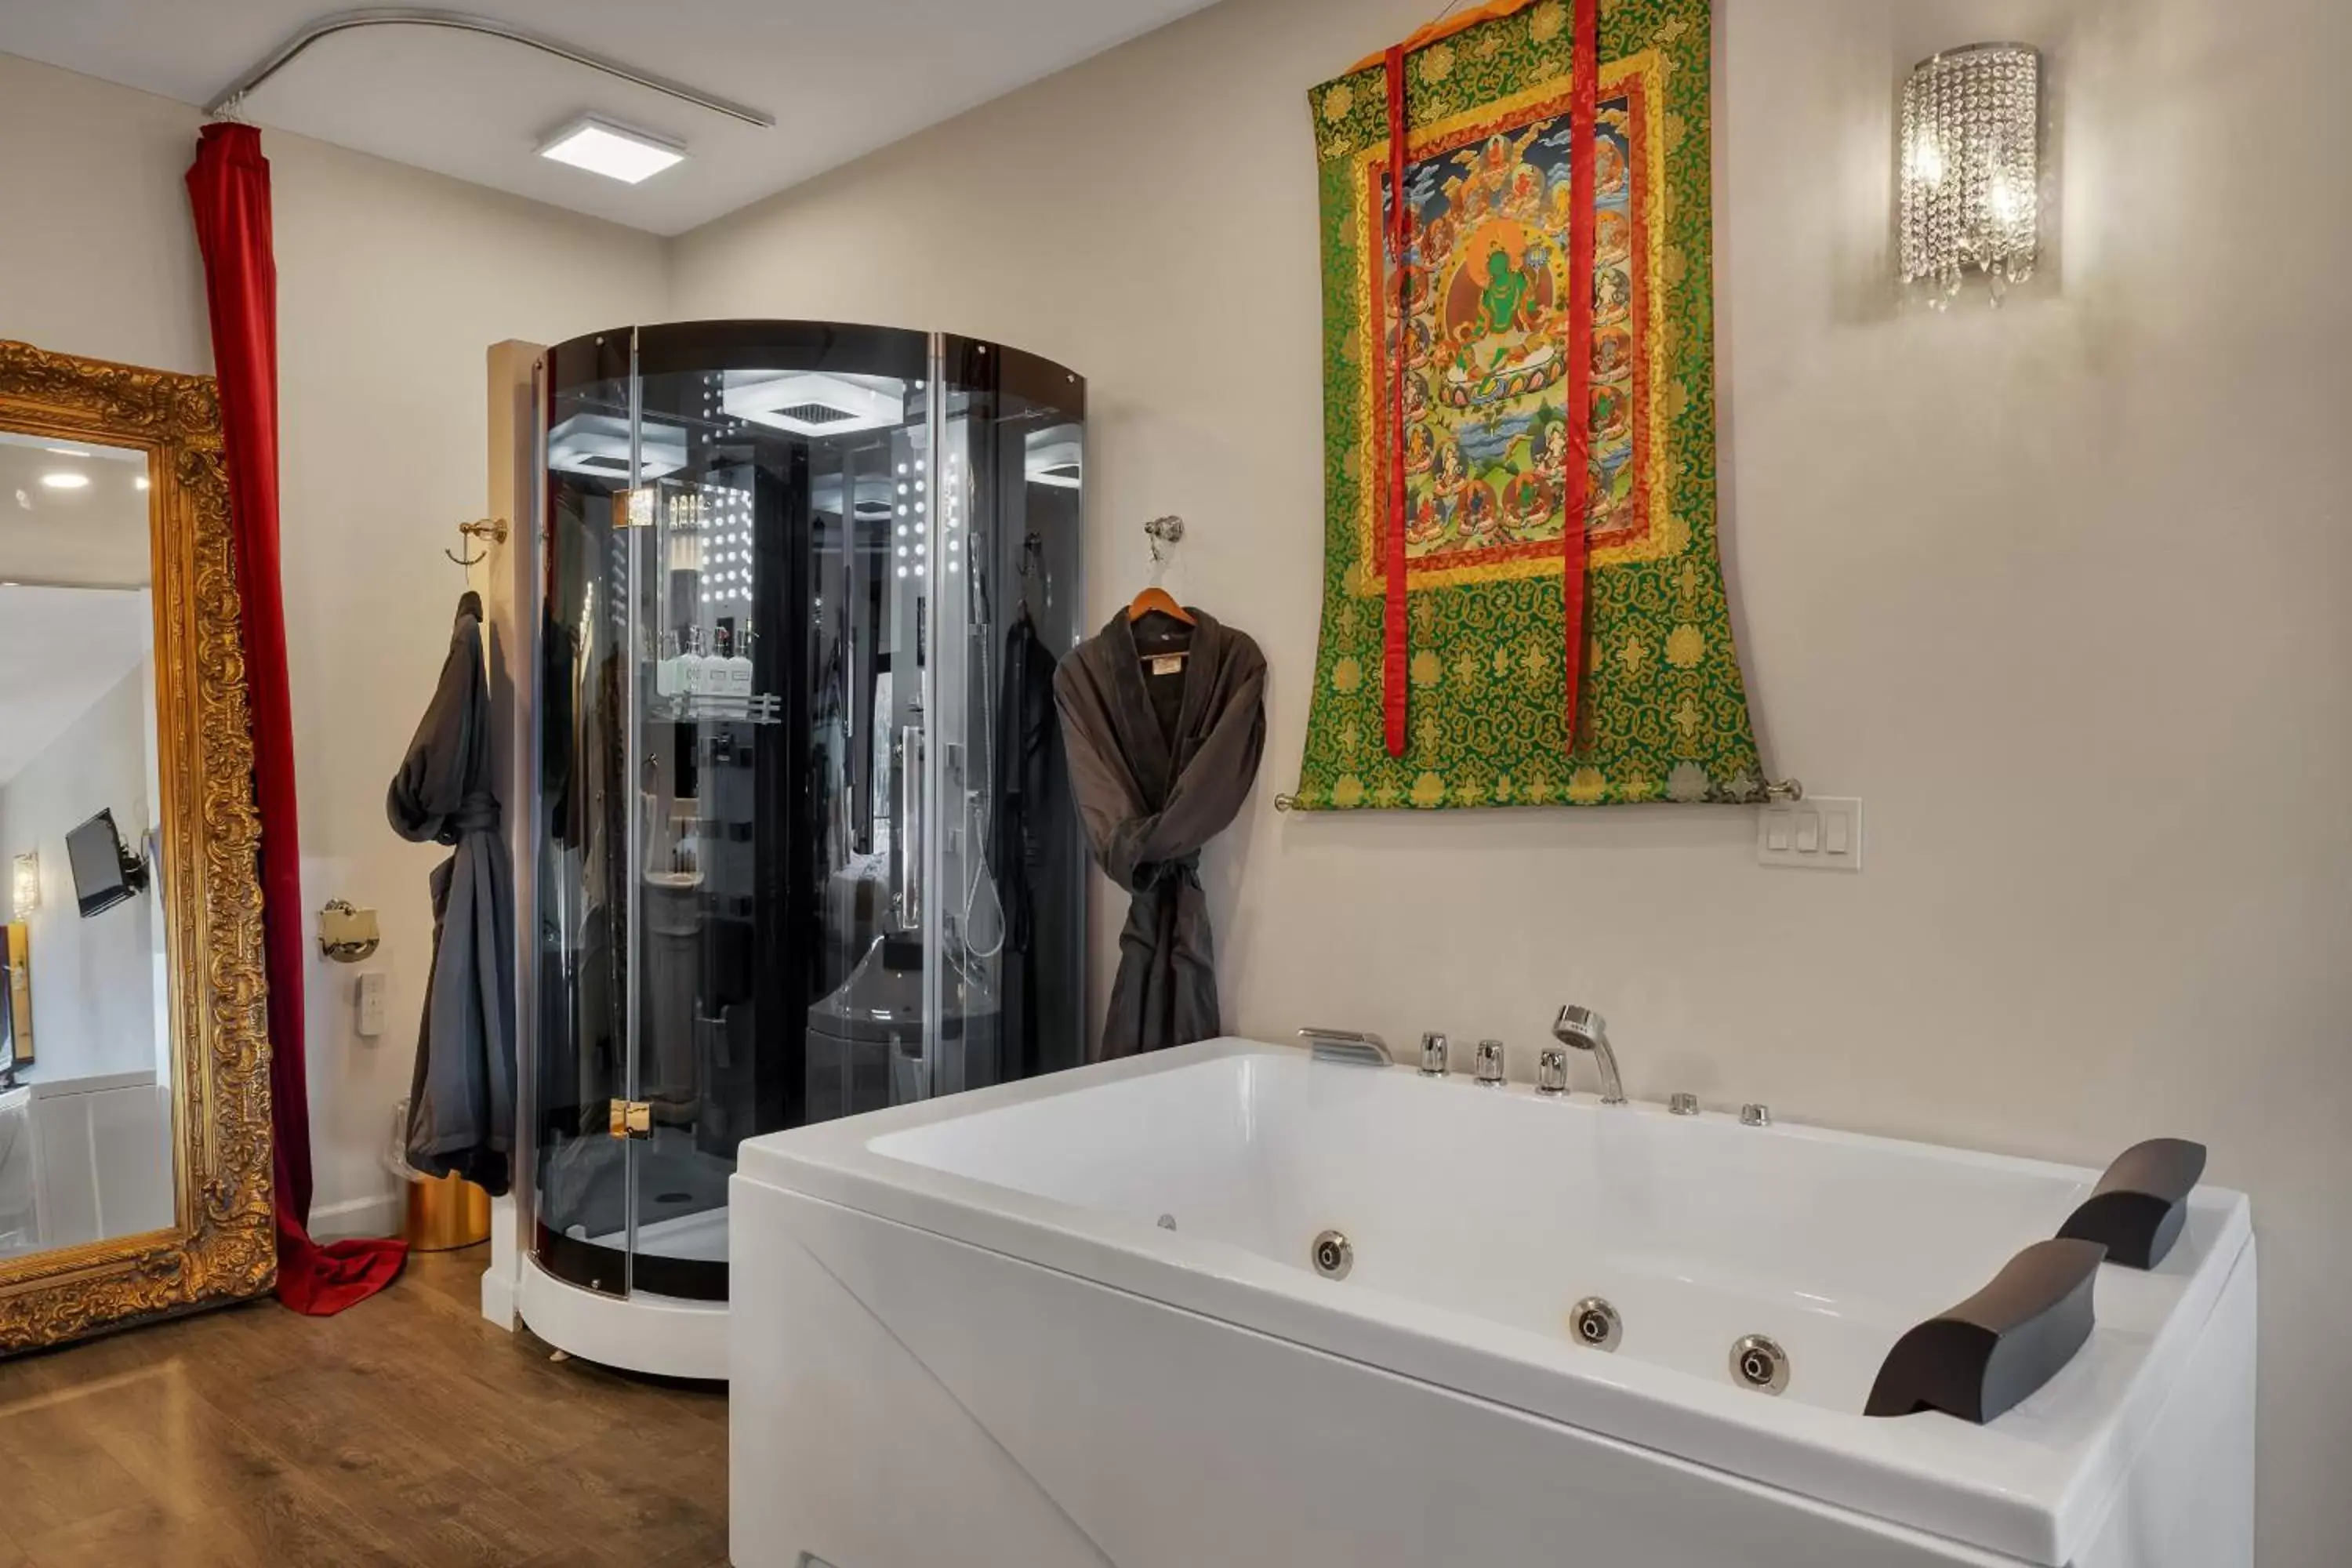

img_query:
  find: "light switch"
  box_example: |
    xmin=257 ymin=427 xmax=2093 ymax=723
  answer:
xmin=1758 ymin=797 xmax=1864 ymax=871
xmin=357 ymin=971 xmax=389 ymax=1038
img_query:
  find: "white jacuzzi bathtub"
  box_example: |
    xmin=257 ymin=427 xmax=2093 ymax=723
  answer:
xmin=730 ymin=1040 xmax=2254 ymax=1568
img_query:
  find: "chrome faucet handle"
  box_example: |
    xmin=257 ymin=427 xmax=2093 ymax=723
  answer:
xmin=1536 ymin=1047 xmax=1570 ymax=1097
xmin=1668 ymin=1092 xmax=1700 ymax=1116
xmin=1475 ymin=1040 xmax=1506 ymax=1087
xmin=1740 ymin=1102 xmax=1773 ymax=1127
xmin=1420 ymin=1033 xmax=1450 ymax=1076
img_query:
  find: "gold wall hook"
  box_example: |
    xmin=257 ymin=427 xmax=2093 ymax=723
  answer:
xmin=447 ymin=517 xmax=508 ymax=568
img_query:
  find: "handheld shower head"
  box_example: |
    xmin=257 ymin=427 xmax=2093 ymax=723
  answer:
xmin=1554 ymin=1004 xmax=1605 ymax=1045
xmin=1551 ymin=1005 xmax=1627 ymax=1105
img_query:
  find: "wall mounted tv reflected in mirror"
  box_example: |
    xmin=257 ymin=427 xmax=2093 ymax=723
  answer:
xmin=65 ymin=808 xmax=147 ymax=919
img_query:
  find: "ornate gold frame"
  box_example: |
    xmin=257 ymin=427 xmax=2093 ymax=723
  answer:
xmin=0 ymin=340 xmax=274 ymax=1351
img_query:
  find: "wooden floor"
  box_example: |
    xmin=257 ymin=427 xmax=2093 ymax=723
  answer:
xmin=0 ymin=1247 xmax=728 ymax=1567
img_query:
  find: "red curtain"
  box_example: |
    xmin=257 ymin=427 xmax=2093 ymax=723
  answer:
xmin=187 ymin=123 xmax=406 ymax=1314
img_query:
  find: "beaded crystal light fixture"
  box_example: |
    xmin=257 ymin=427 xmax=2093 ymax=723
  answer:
xmin=1900 ymin=44 xmax=2042 ymax=307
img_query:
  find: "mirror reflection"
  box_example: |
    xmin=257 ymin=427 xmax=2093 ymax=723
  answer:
xmin=0 ymin=428 xmax=174 ymax=1258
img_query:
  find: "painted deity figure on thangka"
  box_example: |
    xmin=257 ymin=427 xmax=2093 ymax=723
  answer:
xmin=1294 ymin=0 xmax=1766 ymax=811
xmin=1380 ymin=48 xmax=1658 ymax=579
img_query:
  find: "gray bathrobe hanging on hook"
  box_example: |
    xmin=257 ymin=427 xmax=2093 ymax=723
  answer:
xmin=387 ymin=590 xmax=517 ymax=1194
xmin=1055 ymin=608 xmax=1266 ymax=1058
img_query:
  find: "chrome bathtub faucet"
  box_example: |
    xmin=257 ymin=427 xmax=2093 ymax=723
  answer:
xmin=1552 ymin=1005 xmax=1627 ymax=1105
xmin=1298 ymin=1027 xmax=1393 ymax=1066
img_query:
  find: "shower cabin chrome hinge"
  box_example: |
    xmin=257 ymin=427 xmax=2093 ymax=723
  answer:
xmin=608 ymin=1098 xmax=652 ymax=1140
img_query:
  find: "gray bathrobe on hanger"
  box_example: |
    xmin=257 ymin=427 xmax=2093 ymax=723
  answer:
xmin=1055 ymin=608 xmax=1266 ymax=1059
xmin=388 ymin=590 xmax=517 ymax=1195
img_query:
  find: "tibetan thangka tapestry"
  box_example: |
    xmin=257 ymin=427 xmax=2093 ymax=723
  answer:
xmin=1290 ymin=0 xmax=1764 ymax=810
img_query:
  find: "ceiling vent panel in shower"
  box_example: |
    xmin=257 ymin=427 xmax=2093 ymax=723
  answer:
xmin=724 ymin=372 xmax=905 ymax=437
xmin=1025 ymin=423 xmax=1083 ymax=489
xmin=548 ymin=412 xmax=689 ymax=481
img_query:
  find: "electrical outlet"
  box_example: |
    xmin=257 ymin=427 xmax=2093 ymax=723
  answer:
xmin=1758 ymin=797 xmax=1863 ymax=872
xmin=356 ymin=971 xmax=389 ymax=1038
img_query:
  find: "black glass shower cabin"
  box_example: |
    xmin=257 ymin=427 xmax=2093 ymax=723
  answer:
xmin=532 ymin=322 xmax=1087 ymax=1301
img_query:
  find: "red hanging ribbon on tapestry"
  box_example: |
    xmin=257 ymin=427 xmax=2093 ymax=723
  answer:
xmin=1560 ymin=0 xmax=1598 ymax=751
xmin=1381 ymin=44 xmax=1412 ymax=759
xmin=1381 ymin=1 xmax=1598 ymax=760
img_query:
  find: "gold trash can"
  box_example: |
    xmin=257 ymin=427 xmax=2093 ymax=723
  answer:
xmin=403 ymin=1172 xmax=492 ymax=1251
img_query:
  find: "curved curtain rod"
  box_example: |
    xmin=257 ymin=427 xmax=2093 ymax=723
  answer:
xmin=205 ymin=7 xmax=776 ymax=129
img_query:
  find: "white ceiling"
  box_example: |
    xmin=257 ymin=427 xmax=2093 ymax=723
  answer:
xmin=0 ymin=434 xmax=153 ymax=591
xmin=0 ymin=586 xmax=153 ymax=789
xmin=0 ymin=0 xmax=1218 ymax=234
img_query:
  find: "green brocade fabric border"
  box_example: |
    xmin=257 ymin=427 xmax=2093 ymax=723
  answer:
xmin=1293 ymin=0 xmax=1762 ymax=809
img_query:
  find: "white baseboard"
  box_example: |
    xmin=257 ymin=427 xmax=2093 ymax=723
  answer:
xmin=307 ymin=1189 xmax=402 ymax=1242
xmin=481 ymin=1191 xmax=518 ymax=1330
xmin=481 ymin=1267 xmax=516 ymax=1330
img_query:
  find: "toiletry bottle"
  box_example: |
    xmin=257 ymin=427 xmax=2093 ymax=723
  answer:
xmin=656 ymin=630 xmax=681 ymax=697
xmin=681 ymin=626 xmax=709 ymax=697
xmin=696 ymin=626 xmax=720 ymax=698
xmin=723 ymin=620 xmax=754 ymax=698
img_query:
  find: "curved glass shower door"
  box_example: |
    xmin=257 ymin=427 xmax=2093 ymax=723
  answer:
xmin=535 ymin=328 xmax=637 ymax=1298
xmin=532 ymin=322 xmax=1086 ymax=1305
xmin=931 ymin=336 xmax=1089 ymax=1088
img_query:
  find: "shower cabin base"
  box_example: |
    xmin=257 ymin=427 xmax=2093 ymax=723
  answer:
xmin=481 ymin=1193 xmax=731 ymax=1380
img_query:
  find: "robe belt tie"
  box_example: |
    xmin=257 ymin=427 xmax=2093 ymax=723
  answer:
xmin=1131 ymin=851 xmax=1202 ymax=892
xmin=445 ymin=797 xmax=500 ymax=837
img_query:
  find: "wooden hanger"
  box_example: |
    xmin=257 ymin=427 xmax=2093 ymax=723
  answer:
xmin=1127 ymin=586 xmax=1196 ymax=626
xmin=1131 ymin=515 xmax=1195 ymax=625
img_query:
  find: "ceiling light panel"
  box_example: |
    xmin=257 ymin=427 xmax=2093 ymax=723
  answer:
xmin=539 ymin=117 xmax=687 ymax=184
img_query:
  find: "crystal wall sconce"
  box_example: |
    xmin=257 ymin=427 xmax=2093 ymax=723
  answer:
xmin=1900 ymin=43 xmax=2042 ymax=306
xmin=10 ymin=852 xmax=36 ymax=919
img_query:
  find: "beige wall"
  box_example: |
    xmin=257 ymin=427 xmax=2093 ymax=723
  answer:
xmin=670 ymin=0 xmax=2352 ymax=1559
xmin=0 ymin=52 xmax=670 ymax=1236
xmin=6 ymin=0 xmax=2351 ymax=1553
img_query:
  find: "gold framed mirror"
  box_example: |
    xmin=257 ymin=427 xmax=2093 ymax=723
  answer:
xmin=0 ymin=339 xmax=273 ymax=1351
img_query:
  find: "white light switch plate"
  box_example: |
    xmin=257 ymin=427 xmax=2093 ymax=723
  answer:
xmin=357 ymin=971 xmax=389 ymax=1037
xmin=1758 ymin=797 xmax=1863 ymax=871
